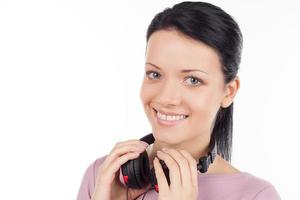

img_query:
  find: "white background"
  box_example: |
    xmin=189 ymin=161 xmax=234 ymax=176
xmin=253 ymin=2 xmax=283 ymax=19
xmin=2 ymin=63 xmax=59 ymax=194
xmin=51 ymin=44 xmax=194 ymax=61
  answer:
xmin=0 ymin=0 xmax=299 ymax=199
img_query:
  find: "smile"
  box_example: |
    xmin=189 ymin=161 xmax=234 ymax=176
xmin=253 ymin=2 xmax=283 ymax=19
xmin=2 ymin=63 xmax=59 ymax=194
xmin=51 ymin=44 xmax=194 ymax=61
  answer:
xmin=153 ymin=108 xmax=189 ymax=126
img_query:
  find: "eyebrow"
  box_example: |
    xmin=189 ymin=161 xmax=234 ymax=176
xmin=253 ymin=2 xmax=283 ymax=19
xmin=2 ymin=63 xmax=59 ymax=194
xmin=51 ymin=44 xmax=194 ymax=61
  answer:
xmin=145 ymin=62 xmax=208 ymax=75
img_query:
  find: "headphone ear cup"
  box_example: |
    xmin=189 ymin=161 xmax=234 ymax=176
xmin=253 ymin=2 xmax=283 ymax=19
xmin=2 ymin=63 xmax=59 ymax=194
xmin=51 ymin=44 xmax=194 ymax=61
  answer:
xmin=132 ymin=151 xmax=151 ymax=188
xmin=121 ymin=150 xmax=151 ymax=189
xmin=121 ymin=157 xmax=137 ymax=188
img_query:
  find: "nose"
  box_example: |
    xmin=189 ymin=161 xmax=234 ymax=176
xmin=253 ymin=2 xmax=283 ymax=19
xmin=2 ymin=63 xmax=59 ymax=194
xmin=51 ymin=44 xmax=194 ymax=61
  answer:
xmin=155 ymin=79 xmax=182 ymax=107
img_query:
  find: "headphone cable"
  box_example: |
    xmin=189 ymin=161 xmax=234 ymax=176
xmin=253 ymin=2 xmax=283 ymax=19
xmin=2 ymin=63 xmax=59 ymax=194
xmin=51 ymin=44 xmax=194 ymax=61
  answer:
xmin=141 ymin=189 xmax=148 ymax=200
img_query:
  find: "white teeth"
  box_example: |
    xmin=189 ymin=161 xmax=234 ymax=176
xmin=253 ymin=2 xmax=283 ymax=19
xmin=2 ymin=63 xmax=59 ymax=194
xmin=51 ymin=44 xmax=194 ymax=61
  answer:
xmin=156 ymin=111 xmax=187 ymax=121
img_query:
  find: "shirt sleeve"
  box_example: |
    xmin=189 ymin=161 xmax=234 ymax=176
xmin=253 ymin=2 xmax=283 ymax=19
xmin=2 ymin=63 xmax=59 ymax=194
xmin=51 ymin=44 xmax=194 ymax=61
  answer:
xmin=253 ymin=184 xmax=281 ymax=200
xmin=76 ymin=160 xmax=97 ymax=200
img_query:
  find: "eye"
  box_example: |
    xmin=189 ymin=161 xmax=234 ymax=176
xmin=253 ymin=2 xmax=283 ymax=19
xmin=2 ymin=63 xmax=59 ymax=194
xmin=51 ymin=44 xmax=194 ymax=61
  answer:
xmin=184 ymin=76 xmax=203 ymax=87
xmin=145 ymin=71 xmax=203 ymax=87
xmin=145 ymin=71 xmax=161 ymax=80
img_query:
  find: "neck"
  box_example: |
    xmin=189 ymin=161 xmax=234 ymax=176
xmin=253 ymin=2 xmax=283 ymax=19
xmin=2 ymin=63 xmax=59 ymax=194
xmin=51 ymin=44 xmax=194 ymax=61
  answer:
xmin=147 ymin=134 xmax=212 ymax=168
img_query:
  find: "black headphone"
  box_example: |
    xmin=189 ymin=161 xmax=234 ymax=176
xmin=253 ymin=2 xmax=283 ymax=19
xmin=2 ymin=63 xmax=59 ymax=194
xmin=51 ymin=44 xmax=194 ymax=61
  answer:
xmin=120 ymin=133 xmax=217 ymax=193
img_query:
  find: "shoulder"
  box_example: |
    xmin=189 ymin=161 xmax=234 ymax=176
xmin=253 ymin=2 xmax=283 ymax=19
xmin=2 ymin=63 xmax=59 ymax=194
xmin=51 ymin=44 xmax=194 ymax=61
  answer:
xmin=222 ymin=172 xmax=281 ymax=199
xmin=83 ymin=155 xmax=108 ymax=183
xmin=217 ymin=156 xmax=281 ymax=199
xmin=76 ymin=155 xmax=108 ymax=200
xmin=92 ymin=155 xmax=108 ymax=173
xmin=198 ymin=172 xmax=281 ymax=199
xmin=244 ymin=173 xmax=281 ymax=200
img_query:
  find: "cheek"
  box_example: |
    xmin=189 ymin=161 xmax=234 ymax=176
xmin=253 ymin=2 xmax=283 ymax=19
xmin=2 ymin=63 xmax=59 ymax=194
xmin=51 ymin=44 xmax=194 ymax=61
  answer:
xmin=187 ymin=90 xmax=222 ymax=125
xmin=140 ymin=82 xmax=157 ymax=106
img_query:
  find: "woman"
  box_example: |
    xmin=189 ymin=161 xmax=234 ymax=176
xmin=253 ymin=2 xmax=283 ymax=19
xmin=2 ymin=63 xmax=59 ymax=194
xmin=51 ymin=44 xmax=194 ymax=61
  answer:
xmin=77 ymin=1 xmax=281 ymax=200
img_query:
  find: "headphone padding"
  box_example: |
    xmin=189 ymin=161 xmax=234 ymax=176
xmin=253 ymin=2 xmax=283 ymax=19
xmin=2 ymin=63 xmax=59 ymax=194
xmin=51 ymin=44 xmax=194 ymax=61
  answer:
xmin=133 ymin=151 xmax=150 ymax=188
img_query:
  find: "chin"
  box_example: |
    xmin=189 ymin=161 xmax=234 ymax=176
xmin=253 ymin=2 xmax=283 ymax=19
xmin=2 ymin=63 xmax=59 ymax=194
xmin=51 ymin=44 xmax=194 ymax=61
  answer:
xmin=152 ymin=129 xmax=185 ymax=145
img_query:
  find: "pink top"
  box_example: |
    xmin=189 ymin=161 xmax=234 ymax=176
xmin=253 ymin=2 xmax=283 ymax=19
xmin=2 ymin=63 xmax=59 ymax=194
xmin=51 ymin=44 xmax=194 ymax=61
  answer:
xmin=77 ymin=155 xmax=281 ymax=200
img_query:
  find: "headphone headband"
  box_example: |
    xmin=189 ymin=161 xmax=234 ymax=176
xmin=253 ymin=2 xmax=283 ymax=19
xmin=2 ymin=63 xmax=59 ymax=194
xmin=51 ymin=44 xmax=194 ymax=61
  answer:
xmin=140 ymin=133 xmax=155 ymax=145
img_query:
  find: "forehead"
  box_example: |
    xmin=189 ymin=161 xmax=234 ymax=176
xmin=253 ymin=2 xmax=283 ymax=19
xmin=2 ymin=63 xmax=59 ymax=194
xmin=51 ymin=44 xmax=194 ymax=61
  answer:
xmin=145 ymin=30 xmax=222 ymax=74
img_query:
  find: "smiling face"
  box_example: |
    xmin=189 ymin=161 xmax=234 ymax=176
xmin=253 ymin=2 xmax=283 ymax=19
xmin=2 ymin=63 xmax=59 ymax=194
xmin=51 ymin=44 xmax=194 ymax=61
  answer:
xmin=140 ymin=29 xmax=233 ymax=147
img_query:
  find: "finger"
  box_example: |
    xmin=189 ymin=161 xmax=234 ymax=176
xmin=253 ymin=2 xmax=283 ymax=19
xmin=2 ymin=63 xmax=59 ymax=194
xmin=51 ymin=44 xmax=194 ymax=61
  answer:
xmin=156 ymin=150 xmax=181 ymax=189
xmin=179 ymin=149 xmax=198 ymax=188
xmin=153 ymin=156 xmax=169 ymax=193
xmin=114 ymin=140 xmax=149 ymax=149
xmin=162 ymin=148 xmax=191 ymax=187
xmin=102 ymin=143 xmax=147 ymax=169
xmin=108 ymin=139 xmax=148 ymax=161
xmin=99 ymin=151 xmax=141 ymax=185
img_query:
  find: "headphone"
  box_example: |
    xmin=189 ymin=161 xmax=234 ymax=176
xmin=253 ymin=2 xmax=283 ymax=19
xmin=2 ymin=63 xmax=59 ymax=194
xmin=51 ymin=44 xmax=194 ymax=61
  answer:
xmin=121 ymin=133 xmax=217 ymax=193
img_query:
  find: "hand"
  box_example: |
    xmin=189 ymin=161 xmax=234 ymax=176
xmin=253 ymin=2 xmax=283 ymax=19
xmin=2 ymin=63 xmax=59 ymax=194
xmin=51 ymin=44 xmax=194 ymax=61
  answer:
xmin=154 ymin=148 xmax=198 ymax=200
xmin=91 ymin=139 xmax=151 ymax=200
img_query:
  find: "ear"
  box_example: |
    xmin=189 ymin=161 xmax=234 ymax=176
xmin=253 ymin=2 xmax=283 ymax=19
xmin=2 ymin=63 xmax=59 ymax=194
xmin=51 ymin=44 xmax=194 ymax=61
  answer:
xmin=221 ymin=76 xmax=240 ymax=108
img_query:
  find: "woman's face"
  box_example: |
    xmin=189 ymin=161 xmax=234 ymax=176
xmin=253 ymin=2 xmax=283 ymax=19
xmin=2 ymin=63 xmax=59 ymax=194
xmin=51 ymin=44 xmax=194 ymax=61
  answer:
xmin=140 ymin=29 xmax=230 ymax=145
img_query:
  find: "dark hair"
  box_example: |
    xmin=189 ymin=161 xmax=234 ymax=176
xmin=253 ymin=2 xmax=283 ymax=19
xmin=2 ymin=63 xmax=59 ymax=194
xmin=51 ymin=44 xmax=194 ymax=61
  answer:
xmin=146 ymin=1 xmax=243 ymax=162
